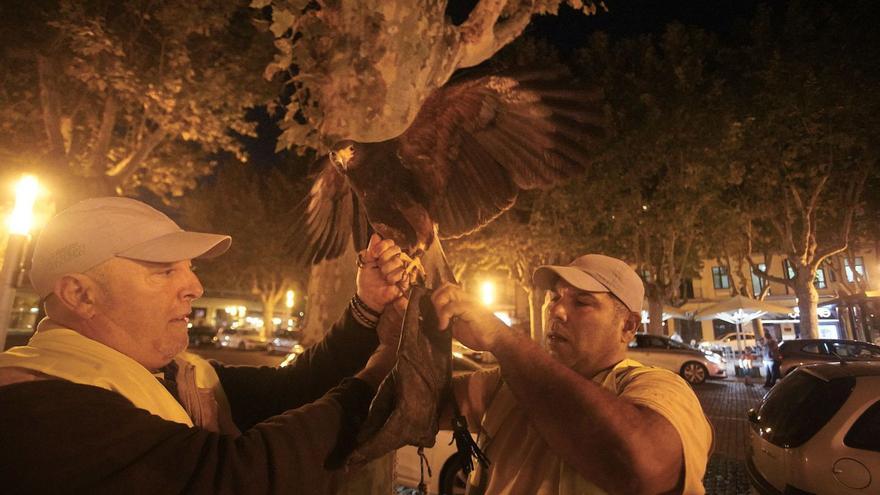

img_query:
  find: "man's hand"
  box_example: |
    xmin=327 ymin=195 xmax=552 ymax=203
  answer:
xmin=356 ymin=234 xmax=410 ymax=313
xmin=431 ymin=283 xmax=511 ymax=352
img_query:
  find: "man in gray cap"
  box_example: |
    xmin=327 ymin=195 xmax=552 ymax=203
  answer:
xmin=0 ymin=197 xmax=409 ymax=493
xmin=432 ymin=254 xmax=712 ymax=495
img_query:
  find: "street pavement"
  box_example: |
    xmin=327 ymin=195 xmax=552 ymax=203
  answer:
xmin=694 ymin=377 xmax=766 ymax=495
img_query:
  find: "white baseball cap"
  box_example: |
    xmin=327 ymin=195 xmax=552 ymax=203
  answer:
xmin=29 ymin=197 xmax=231 ymax=297
xmin=533 ymin=254 xmax=645 ymax=313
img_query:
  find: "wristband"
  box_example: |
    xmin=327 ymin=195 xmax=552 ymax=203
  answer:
xmin=353 ymin=293 xmax=382 ymax=318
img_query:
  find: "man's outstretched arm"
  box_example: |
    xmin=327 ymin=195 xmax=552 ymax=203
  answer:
xmin=432 ymin=285 xmax=686 ymax=495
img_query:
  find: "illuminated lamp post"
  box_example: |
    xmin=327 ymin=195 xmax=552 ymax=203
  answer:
xmin=480 ymin=280 xmax=496 ymax=307
xmin=0 ymin=175 xmax=39 ymax=348
xmin=285 ymin=289 xmax=295 ymax=329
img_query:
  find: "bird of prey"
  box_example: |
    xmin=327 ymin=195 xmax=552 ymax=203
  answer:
xmin=297 ymin=68 xmax=606 ymax=471
xmin=291 ymin=68 xmax=605 ymax=283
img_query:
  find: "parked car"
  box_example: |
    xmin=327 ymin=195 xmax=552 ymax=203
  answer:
xmin=699 ymin=332 xmax=757 ymax=353
xmin=779 ymin=339 xmax=880 ymax=376
xmin=214 ymin=327 xmax=267 ymax=351
xmin=266 ymin=329 xmax=304 ymax=355
xmin=395 ymin=354 xmax=485 ymax=495
xmin=187 ymin=325 xmax=216 ymax=347
xmin=746 ymin=362 xmax=880 ymax=495
xmin=628 ymin=333 xmax=726 ymax=385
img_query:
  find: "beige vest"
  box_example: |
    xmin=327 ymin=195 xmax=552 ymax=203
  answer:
xmin=0 ymin=322 xmax=238 ymax=434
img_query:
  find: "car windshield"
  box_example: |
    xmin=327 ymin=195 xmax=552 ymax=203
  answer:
xmin=830 ymin=342 xmax=880 ymax=359
xmin=755 ymin=371 xmax=855 ymax=448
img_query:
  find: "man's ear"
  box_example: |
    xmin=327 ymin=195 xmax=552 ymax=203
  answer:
xmin=621 ymin=312 xmax=641 ymax=341
xmin=53 ymin=274 xmax=100 ymax=319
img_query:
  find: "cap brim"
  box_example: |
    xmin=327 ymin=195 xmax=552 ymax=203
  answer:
xmin=533 ymin=265 xmax=609 ymax=293
xmin=118 ymin=231 xmax=231 ymax=263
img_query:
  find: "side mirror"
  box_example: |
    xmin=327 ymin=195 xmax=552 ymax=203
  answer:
xmin=747 ymin=408 xmax=759 ymax=424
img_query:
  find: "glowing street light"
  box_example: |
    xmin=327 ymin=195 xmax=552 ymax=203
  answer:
xmin=1 ymin=175 xmax=42 ymax=348
xmin=285 ymin=289 xmax=295 ymax=309
xmin=7 ymin=175 xmax=39 ymax=235
xmin=480 ymin=280 xmax=496 ymax=307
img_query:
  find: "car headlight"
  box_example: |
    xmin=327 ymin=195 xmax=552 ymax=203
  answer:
xmin=704 ymin=352 xmax=723 ymax=364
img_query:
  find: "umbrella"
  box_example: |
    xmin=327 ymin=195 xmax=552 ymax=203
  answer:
xmin=695 ymin=295 xmax=792 ymax=355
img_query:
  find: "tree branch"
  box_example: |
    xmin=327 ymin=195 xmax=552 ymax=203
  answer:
xmin=106 ymin=128 xmax=166 ymax=188
xmin=748 ymin=254 xmax=790 ymax=287
xmin=457 ymin=0 xmax=535 ymax=68
xmin=36 ymin=55 xmax=67 ymax=166
xmin=88 ymin=95 xmax=118 ymax=177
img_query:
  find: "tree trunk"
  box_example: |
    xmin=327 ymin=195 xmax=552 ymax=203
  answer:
xmin=261 ymin=298 xmax=276 ymax=339
xmin=527 ymin=287 xmax=545 ymax=342
xmin=297 ymin=243 xmax=392 ymax=494
xmin=647 ymin=297 xmax=664 ymax=335
xmin=794 ymin=275 xmax=820 ymax=339
xmin=301 ymin=244 xmax=358 ymax=347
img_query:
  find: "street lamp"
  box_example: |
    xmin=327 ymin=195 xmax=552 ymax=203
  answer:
xmin=1 ymin=175 xmax=40 ymax=349
xmin=480 ymin=280 xmax=496 ymax=307
xmin=285 ymin=289 xmax=295 ymax=310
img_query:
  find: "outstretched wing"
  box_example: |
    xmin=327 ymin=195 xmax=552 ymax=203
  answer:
xmin=290 ymin=157 xmax=370 ymax=265
xmin=396 ymin=69 xmax=604 ymax=239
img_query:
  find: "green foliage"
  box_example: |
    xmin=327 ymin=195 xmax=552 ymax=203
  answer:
xmin=570 ymin=23 xmax=740 ymax=307
xmin=724 ymin=0 xmax=878 ymax=271
xmin=0 ymin=0 xmax=277 ymax=200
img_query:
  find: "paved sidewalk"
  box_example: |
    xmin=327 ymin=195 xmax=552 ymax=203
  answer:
xmin=692 ymin=378 xmax=767 ymax=495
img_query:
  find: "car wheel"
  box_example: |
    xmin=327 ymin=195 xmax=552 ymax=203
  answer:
xmin=680 ymin=361 xmax=708 ymax=385
xmin=438 ymin=454 xmax=468 ymax=495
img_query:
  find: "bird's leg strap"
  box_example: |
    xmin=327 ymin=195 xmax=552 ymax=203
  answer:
xmin=398 ymin=249 xmax=426 ymax=287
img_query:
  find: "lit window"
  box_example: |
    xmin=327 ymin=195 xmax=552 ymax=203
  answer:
xmin=712 ymin=266 xmax=730 ymax=289
xmin=844 ymin=257 xmax=866 ymax=283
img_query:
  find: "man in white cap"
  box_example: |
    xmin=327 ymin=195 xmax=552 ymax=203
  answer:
xmin=0 ymin=197 xmax=409 ymax=493
xmin=432 ymin=254 xmax=712 ymax=495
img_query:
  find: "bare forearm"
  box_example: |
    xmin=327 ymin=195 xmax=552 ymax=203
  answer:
xmin=491 ymin=332 xmax=681 ymax=495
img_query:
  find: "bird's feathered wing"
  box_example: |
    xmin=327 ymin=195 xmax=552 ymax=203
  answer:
xmin=397 ymin=69 xmax=604 ymax=238
xmin=289 ymin=157 xmax=370 ymax=264
xmin=293 ymin=69 xmax=604 ymax=264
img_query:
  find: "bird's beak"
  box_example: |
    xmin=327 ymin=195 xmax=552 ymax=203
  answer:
xmin=336 ymin=146 xmax=355 ymax=169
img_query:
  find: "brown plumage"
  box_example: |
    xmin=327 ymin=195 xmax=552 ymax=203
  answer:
xmin=292 ymin=68 xmax=605 ymax=281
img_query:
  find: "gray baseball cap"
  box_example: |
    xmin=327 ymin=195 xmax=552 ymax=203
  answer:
xmin=533 ymin=254 xmax=645 ymax=313
xmin=29 ymin=197 xmax=231 ymax=297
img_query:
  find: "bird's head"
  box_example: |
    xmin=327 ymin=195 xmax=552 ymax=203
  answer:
xmin=329 ymin=141 xmax=357 ymax=172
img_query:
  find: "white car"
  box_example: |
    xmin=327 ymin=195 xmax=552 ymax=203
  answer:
xmin=699 ymin=332 xmax=757 ymax=353
xmin=213 ymin=327 xmax=267 ymax=351
xmin=628 ymin=334 xmax=726 ymax=385
xmin=747 ymin=362 xmax=880 ymax=495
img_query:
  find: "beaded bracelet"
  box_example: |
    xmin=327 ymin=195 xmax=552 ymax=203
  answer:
xmin=352 ymin=293 xmax=382 ymax=318
xmin=349 ymin=297 xmax=379 ymax=329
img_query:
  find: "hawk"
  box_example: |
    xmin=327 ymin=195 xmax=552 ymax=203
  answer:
xmin=292 ymin=68 xmax=605 ymax=283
